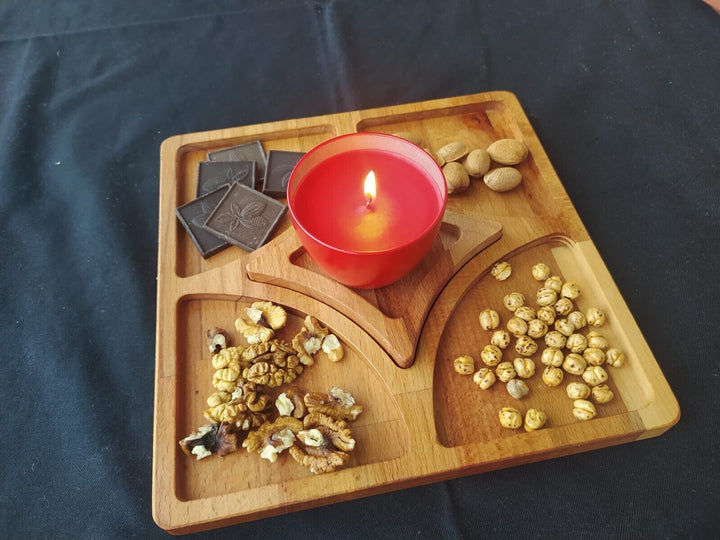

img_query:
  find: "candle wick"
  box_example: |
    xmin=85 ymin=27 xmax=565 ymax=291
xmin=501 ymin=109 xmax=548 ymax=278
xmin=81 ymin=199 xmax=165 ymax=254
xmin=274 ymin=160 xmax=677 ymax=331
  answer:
xmin=365 ymin=195 xmax=374 ymax=209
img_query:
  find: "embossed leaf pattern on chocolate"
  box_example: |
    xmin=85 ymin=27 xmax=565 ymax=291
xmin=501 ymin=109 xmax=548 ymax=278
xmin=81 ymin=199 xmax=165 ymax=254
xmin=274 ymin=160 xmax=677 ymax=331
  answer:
xmin=191 ymin=202 xmax=216 ymax=228
xmin=216 ymin=201 xmax=267 ymax=232
xmin=228 ymin=166 xmax=250 ymax=185
xmin=275 ymin=164 xmax=294 ymax=189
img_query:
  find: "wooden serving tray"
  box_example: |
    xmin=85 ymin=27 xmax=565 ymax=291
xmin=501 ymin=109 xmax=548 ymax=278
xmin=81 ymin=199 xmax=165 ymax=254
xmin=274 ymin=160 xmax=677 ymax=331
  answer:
xmin=153 ymin=92 xmax=679 ymax=534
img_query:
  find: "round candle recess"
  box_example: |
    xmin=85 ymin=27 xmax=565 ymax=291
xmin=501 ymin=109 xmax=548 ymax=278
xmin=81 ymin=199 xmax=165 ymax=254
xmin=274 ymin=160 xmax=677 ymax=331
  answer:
xmin=287 ymin=132 xmax=447 ymax=289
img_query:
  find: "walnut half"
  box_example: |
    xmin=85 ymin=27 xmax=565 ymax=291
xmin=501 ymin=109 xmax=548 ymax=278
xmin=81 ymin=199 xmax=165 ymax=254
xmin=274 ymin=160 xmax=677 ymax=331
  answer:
xmin=179 ymin=423 xmax=239 ymax=460
xmin=289 ymin=412 xmax=356 ymax=474
xmin=304 ymin=387 xmax=363 ymax=421
xmin=242 ymin=416 xmax=303 ymax=463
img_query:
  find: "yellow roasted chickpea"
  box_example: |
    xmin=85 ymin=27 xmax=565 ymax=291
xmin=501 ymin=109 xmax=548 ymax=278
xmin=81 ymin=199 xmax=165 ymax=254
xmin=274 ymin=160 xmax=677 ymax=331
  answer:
xmin=582 ymin=365 xmax=609 ymax=387
xmin=531 ymin=263 xmax=551 ymax=281
xmin=561 ymin=281 xmax=581 ymax=300
xmin=554 ymin=297 xmax=574 ymax=316
xmin=537 ymin=306 xmax=557 ymax=325
xmin=491 ymin=330 xmax=512 ymax=349
xmin=566 ymin=381 xmax=591 ymax=400
xmin=536 ymin=287 xmax=558 ymax=307
xmin=572 ymin=399 xmax=597 ymax=421
xmin=515 ymin=335 xmax=538 ymax=357
xmin=542 ymin=365 xmax=564 ymax=387
xmin=514 ymin=306 xmax=536 ymax=322
xmin=606 ymin=348 xmax=625 ymax=368
xmin=562 ymin=352 xmax=587 ymax=376
xmin=527 ymin=319 xmax=548 ymax=339
xmin=453 ymin=355 xmax=475 ymax=375
xmin=479 ymin=308 xmax=500 ymax=330
xmin=541 ymin=346 xmax=564 ymax=367
xmin=591 ymin=384 xmax=615 ymax=404
xmin=499 ymin=407 xmax=523 ymax=429
xmin=566 ymin=333 xmax=588 ymax=353
xmin=473 ymin=368 xmax=496 ymax=389
xmin=506 ymin=316 xmax=528 ymax=338
xmin=503 ymin=292 xmax=525 ymax=312
xmin=524 ymin=408 xmax=547 ymax=431
xmin=583 ymin=347 xmax=606 ymax=366
xmin=513 ymin=357 xmax=536 ymax=379
xmin=586 ymin=307 xmax=606 ymax=327
xmin=495 ymin=361 xmax=517 ymax=383
xmin=544 ymin=276 xmax=563 ymax=293
xmin=481 ymin=344 xmax=503 ymax=367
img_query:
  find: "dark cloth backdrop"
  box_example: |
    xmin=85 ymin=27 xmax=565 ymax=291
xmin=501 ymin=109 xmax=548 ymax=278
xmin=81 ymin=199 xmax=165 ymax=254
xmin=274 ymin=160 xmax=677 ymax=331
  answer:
xmin=1 ymin=1 xmax=719 ymax=538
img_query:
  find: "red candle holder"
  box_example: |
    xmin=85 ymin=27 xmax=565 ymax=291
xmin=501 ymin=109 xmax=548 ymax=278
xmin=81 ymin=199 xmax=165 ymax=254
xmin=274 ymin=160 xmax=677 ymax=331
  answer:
xmin=287 ymin=132 xmax=447 ymax=289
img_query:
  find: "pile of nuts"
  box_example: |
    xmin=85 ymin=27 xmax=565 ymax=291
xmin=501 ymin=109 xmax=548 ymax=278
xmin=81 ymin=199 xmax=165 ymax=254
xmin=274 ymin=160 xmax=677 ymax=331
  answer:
xmin=392 ymin=132 xmax=528 ymax=195
xmin=453 ymin=260 xmax=626 ymax=430
xmin=179 ymin=301 xmax=364 ymax=475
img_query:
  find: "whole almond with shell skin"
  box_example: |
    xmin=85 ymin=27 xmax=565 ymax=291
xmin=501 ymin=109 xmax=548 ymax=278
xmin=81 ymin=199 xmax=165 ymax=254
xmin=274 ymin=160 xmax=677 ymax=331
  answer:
xmin=462 ymin=148 xmax=491 ymax=177
xmin=442 ymin=161 xmax=470 ymax=194
xmin=437 ymin=141 xmax=468 ymax=162
xmin=483 ymin=167 xmax=522 ymax=192
xmin=487 ymin=139 xmax=528 ymax=165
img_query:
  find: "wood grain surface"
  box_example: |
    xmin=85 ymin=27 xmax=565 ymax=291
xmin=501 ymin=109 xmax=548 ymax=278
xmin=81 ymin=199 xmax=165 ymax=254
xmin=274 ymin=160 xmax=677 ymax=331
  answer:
xmin=153 ymin=92 xmax=679 ymax=534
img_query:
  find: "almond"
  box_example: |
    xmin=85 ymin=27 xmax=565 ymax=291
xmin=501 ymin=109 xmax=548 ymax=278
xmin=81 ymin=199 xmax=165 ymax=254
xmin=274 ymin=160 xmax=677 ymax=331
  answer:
xmin=437 ymin=141 xmax=468 ymax=162
xmin=462 ymin=148 xmax=491 ymax=177
xmin=442 ymin=162 xmax=470 ymax=194
xmin=483 ymin=167 xmax=522 ymax=192
xmin=487 ymin=139 xmax=528 ymax=165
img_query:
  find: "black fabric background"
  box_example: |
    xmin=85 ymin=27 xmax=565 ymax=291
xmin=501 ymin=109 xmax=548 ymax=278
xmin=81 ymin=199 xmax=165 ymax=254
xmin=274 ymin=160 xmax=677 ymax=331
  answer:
xmin=1 ymin=1 xmax=719 ymax=538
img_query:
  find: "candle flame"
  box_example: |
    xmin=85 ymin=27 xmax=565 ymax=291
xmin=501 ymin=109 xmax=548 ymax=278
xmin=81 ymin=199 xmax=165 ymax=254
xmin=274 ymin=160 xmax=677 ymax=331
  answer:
xmin=364 ymin=170 xmax=376 ymax=207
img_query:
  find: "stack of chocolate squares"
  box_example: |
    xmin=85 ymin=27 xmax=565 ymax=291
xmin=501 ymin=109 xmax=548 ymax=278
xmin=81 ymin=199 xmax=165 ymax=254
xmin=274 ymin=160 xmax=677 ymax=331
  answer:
xmin=175 ymin=140 xmax=305 ymax=258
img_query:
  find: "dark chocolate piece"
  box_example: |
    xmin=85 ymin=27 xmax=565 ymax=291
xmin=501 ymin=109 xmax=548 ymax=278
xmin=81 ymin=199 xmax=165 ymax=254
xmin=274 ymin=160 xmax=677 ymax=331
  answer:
xmin=262 ymin=150 xmax=305 ymax=198
xmin=175 ymin=186 xmax=231 ymax=258
xmin=197 ymin=160 xmax=256 ymax=196
xmin=206 ymin=140 xmax=267 ymax=181
xmin=203 ymin=183 xmax=286 ymax=252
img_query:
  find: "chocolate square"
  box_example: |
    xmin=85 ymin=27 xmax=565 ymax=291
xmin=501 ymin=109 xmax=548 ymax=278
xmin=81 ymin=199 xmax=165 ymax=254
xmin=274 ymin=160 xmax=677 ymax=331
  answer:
xmin=197 ymin=160 xmax=256 ymax=196
xmin=203 ymin=183 xmax=286 ymax=252
xmin=206 ymin=140 xmax=267 ymax=181
xmin=262 ymin=150 xmax=305 ymax=198
xmin=175 ymin=186 xmax=231 ymax=258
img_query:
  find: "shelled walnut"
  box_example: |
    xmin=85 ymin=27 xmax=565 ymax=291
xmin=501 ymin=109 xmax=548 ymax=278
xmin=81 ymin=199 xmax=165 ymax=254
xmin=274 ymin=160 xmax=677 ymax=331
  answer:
xmin=207 ymin=382 xmax=273 ymax=430
xmin=179 ymin=423 xmax=239 ymax=460
xmin=304 ymin=387 xmax=363 ymax=422
xmin=242 ymin=416 xmax=303 ymax=463
xmin=242 ymin=340 xmax=304 ymax=387
xmin=289 ymin=412 xmax=356 ymax=474
xmin=204 ymin=327 xmax=229 ymax=354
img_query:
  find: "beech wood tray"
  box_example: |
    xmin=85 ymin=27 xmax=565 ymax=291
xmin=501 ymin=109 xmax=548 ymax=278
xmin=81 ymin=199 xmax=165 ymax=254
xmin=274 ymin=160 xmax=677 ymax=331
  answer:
xmin=153 ymin=91 xmax=679 ymax=534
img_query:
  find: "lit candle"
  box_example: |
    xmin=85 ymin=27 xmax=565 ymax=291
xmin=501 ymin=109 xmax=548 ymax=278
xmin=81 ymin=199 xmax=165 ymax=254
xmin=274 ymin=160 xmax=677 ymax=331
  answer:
xmin=287 ymin=133 xmax=447 ymax=289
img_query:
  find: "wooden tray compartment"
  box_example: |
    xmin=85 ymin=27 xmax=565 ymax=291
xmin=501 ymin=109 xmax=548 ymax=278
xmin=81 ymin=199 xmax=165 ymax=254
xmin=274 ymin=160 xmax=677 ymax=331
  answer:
xmin=154 ymin=92 xmax=679 ymax=534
